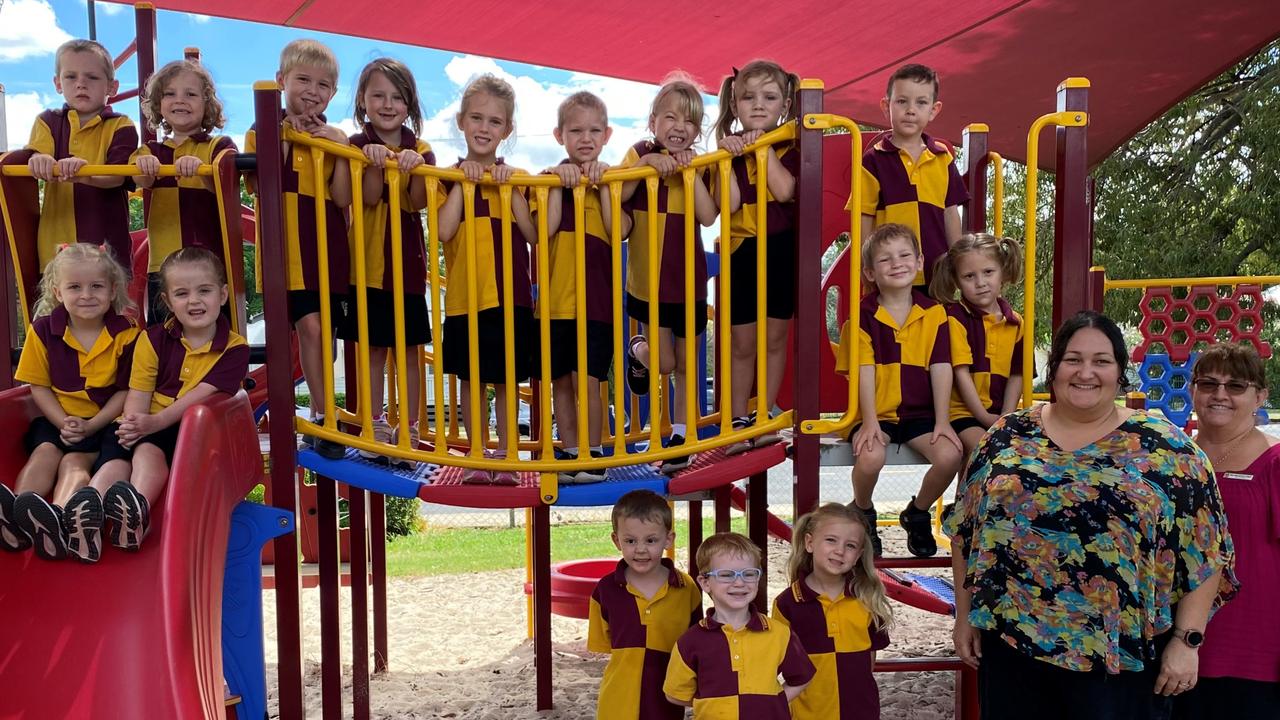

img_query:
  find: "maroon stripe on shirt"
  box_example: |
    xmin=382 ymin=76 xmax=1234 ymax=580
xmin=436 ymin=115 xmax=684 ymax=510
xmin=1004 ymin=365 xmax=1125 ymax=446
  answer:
xmin=674 ymin=626 xmax=737 ymax=699
xmin=149 ymin=324 xmax=187 ymax=399
xmin=773 ymin=587 xmax=836 ymax=653
xmin=835 ymin=649 xmax=880 ymax=719
xmin=730 ymin=143 xmax=798 ymax=236
xmin=897 ymin=363 xmax=933 ymax=420
xmin=35 ymin=310 xmax=88 ymax=393
xmin=591 ymin=561 xmax=647 ymax=649
xmin=202 ymin=344 xmax=250 ymax=394
xmin=554 ymin=183 xmax=613 ymax=323
xmin=947 ymin=303 xmax=990 ymax=373
xmin=860 ymin=299 xmax=902 ymax=365
xmin=639 ymin=647 xmax=685 ymax=720
xmin=176 ymin=185 xmax=223 ymax=254
xmin=738 ymin=692 xmax=792 ymax=719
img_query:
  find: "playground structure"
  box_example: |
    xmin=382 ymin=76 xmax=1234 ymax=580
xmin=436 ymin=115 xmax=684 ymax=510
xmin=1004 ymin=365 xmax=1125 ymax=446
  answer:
xmin=0 ymin=3 xmax=1277 ymax=719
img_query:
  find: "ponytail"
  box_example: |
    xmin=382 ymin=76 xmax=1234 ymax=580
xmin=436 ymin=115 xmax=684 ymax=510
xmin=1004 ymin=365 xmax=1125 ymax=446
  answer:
xmin=713 ymin=72 xmax=737 ymax=141
xmin=712 ymin=60 xmax=800 ymax=142
xmin=930 ymin=233 xmax=1025 ymax=304
xmin=929 ymin=252 xmax=960 ymax=304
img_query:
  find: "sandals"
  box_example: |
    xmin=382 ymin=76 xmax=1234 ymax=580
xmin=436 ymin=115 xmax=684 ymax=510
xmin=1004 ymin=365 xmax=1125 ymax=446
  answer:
xmin=625 ymin=335 xmax=650 ymax=396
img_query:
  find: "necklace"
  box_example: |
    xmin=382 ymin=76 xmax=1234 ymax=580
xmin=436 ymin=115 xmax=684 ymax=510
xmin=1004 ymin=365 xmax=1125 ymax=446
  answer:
xmin=1198 ymin=426 xmax=1256 ymax=470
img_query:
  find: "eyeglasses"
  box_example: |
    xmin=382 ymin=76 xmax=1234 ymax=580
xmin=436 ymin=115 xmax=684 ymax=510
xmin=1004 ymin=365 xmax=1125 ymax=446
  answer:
xmin=703 ymin=568 xmax=763 ymax=583
xmin=1192 ymin=378 xmax=1259 ymax=396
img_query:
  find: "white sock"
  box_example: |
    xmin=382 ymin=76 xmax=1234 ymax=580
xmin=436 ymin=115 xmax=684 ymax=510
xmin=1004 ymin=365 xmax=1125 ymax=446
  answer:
xmin=671 ymin=424 xmax=687 ymax=438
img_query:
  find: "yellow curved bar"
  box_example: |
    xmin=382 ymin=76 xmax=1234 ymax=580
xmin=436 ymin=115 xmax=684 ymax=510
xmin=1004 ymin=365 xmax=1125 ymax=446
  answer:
xmin=988 ymin=152 xmax=1004 ymax=237
xmin=608 ymin=181 xmax=627 ymax=456
xmin=210 ymin=150 xmax=242 ymax=335
xmin=386 ymin=171 xmax=411 ymax=453
xmin=350 ymin=160 xmax=373 ymax=440
xmin=681 ymin=167 xmax=698 ymax=437
xmin=572 ymin=184 xmax=590 ymax=456
xmin=645 ymin=176 xmax=661 ymax=448
xmin=462 ymin=182 xmax=483 ymax=455
xmin=1022 ymin=109 xmax=1089 ymax=408
xmin=1104 ymin=275 xmax=1280 ymax=290
xmin=716 ymin=158 xmax=733 ymax=437
xmin=309 ymin=150 xmax=337 ymax=428
xmin=425 ymin=177 xmax=448 ymax=450
xmin=753 ymin=146 xmax=769 ymax=420
xmin=497 ymin=184 xmax=518 ymax=458
xmin=0 ymin=165 xmax=214 ymax=178
xmin=534 ymin=186 xmax=554 ymax=459
xmin=0 ymin=176 xmax=30 ymax=328
xmin=801 ymin=113 xmax=863 ymax=435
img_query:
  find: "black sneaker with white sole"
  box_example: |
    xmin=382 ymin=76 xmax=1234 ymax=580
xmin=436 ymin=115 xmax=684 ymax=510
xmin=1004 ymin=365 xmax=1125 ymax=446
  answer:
xmin=13 ymin=492 xmax=67 ymax=561
xmin=104 ymin=481 xmax=151 ymax=551
xmin=854 ymin=503 xmax=883 ymax=558
xmin=660 ymin=434 xmax=693 ymax=475
xmin=63 ymin=487 xmax=104 ymax=563
xmin=0 ymin=484 xmax=32 ymax=553
xmin=573 ymin=450 xmax=608 ymax=484
xmin=899 ymin=497 xmax=938 ymax=558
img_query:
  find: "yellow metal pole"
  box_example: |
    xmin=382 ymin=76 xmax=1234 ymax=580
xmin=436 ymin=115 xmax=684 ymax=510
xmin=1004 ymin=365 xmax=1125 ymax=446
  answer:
xmin=716 ymin=158 xmax=733 ymax=437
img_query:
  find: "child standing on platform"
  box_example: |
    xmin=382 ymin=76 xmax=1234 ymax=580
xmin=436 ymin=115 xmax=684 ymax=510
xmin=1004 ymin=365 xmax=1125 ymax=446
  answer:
xmin=436 ymin=74 xmax=537 ymax=485
xmin=930 ymin=234 xmax=1026 ymax=459
xmin=25 ymin=39 xmax=139 ymax=275
xmin=835 ymin=223 xmax=962 ymax=558
xmin=344 ymin=58 xmax=435 ymax=467
xmin=849 ymin=63 xmax=967 ymax=287
xmin=245 ymin=39 xmax=352 ymax=460
xmin=663 ymin=532 xmax=814 ymax=718
xmin=773 ymin=503 xmax=893 ymax=720
xmin=534 ymin=92 xmax=614 ymax=484
xmin=588 ymin=490 xmax=702 ymax=719
xmin=711 ymin=60 xmax=800 ymax=455
xmin=606 ymin=75 xmax=718 ymax=474
xmin=2 ymin=245 xmax=139 ymax=562
xmin=133 ymin=59 xmax=237 ymax=325
xmin=91 ymin=248 xmax=249 ymax=555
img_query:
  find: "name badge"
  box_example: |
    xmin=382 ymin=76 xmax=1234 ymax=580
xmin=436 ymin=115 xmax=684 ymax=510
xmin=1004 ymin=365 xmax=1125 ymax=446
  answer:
xmin=1222 ymin=472 xmax=1255 ymax=481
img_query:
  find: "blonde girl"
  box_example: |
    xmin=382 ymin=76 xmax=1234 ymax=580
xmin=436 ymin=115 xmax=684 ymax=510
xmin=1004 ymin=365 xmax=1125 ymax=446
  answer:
xmin=711 ymin=60 xmax=801 ymax=456
xmin=773 ymin=503 xmax=893 ymax=720
xmin=342 ymin=58 xmax=434 ymax=467
xmin=436 ymin=74 xmax=537 ymax=485
xmin=929 ymin=233 xmax=1025 ymax=459
xmin=132 ymin=59 xmax=236 ymax=325
xmin=604 ymin=73 xmax=718 ymax=474
xmin=4 ymin=244 xmax=139 ymax=562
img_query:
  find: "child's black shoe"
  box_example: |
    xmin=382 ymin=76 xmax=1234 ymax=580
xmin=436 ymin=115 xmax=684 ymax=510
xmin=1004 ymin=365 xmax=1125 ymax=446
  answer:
xmin=64 ymin=487 xmax=104 ymax=563
xmin=625 ymin=336 xmax=650 ymax=396
xmin=104 ymin=481 xmax=151 ymax=552
xmin=660 ymin=434 xmax=693 ymax=475
xmin=0 ymin=484 xmax=32 ymax=553
xmin=899 ymin=497 xmax=937 ymax=558
xmin=853 ymin=503 xmax=883 ymax=557
xmin=13 ymin=492 xmax=67 ymax=561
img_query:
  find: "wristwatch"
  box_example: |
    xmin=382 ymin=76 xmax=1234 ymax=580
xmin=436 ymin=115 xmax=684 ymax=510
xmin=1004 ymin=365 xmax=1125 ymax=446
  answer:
xmin=1173 ymin=627 xmax=1205 ymax=648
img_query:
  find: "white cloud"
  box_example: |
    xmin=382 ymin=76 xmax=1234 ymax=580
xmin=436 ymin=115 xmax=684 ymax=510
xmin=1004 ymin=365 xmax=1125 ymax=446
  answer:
xmin=190 ymin=14 xmax=212 ymax=24
xmin=97 ymin=2 xmax=126 ymax=15
xmin=3 ymin=90 xmax=45 ymax=152
xmin=0 ymin=0 xmax=74 ymax=62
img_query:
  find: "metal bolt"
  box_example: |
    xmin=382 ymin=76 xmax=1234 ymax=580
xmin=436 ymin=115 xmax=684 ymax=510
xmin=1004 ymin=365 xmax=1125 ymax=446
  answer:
xmin=278 ymin=517 xmax=290 ymax=528
xmin=1075 ymin=114 xmax=1083 ymax=122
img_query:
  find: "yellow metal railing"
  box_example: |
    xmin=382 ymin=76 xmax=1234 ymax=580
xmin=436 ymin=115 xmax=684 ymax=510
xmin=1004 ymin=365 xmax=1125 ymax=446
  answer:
xmin=988 ymin=152 xmax=1004 ymax=237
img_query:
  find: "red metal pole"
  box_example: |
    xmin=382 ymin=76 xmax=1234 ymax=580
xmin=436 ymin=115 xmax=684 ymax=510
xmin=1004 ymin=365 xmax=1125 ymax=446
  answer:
xmin=1052 ymin=79 xmax=1091 ymax=329
xmin=317 ymin=475 xmax=343 ymax=719
xmin=254 ymin=81 xmax=306 ymax=720
xmin=371 ymin=494 xmax=389 ymax=673
xmin=133 ymin=3 xmax=156 ymax=145
xmin=349 ymin=490 xmax=371 ymax=720
xmin=713 ymin=485 xmax=731 ymax=533
xmin=792 ymin=80 xmax=824 ymax=518
xmin=532 ymin=505 xmax=553 ymax=710
xmin=746 ymin=473 xmax=768 ymax=613
xmin=961 ymin=124 xmax=990 ymax=233
xmin=1088 ymin=266 xmax=1106 ymax=312
xmin=687 ymin=499 xmax=703 ymax=578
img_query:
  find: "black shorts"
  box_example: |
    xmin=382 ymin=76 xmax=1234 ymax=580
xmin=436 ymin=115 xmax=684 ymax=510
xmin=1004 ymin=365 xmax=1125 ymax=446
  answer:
xmin=536 ymin=319 xmax=613 ymax=382
xmin=442 ymin=306 xmax=534 ymax=384
xmin=951 ymin=416 xmax=985 ymax=435
xmin=339 ymin=286 xmax=431 ymax=347
xmin=134 ymin=422 xmax=182 ymax=465
xmin=850 ymin=417 xmax=935 ymax=446
xmin=287 ymin=289 xmax=348 ymax=327
xmin=24 ymin=418 xmax=131 ymax=471
xmin=728 ymin=232 xmax=796 ymax=325
xmin=625 ymin=293 xmax=708 ymax=339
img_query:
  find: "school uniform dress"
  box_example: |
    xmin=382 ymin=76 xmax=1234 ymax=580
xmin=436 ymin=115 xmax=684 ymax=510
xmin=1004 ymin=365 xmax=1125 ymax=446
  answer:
xmin=619 ymin=140 xmax=708 ymax=338
xmin=130 ymin=133 xmax=238 ymax=323
xmin=533 ymin=160 xmax=615 ymax=381
xmin=835 ymin=289 xmax=951 ymax=444
xmin=944 ymin=298 xmax=1024 ymax=433
xmin=127 ymin=314 xmax=249 ymax=461
xmin=663 ymin=609 xmax=815 ymax=720
xmin=587 ymin=558 xmax=703 ymax=720
xmin=847 ymin=132 xmax=969 ymax=285
xmin=245 ymin=114 xmax=349 ymax=325
xmin=772 ymin=577 xmax=890 ymax=720
xmin=25 ymin=105 xmax=139 ymax=270
xmin=723 ymin=140 xmax=799 ymax=325
xmin=15 ymin=306 xmax=139 ymax=468
xmin=343 ymin=127 xmax=435 ymax=347
xmin=438 ymin=159 xmax=534 ymax=383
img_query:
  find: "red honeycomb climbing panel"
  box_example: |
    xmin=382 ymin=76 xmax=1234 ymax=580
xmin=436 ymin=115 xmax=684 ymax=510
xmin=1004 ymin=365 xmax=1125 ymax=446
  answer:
xmin=1132 ymin=284 xmax=1272 ymax=363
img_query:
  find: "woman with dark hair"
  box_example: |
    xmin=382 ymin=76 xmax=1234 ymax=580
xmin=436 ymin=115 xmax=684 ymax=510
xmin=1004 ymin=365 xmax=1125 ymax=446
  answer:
xmin=945 ymin=310 xmax=1237 ymax=720
xmin=1175 ymin=343 xmax=1280 ymax=718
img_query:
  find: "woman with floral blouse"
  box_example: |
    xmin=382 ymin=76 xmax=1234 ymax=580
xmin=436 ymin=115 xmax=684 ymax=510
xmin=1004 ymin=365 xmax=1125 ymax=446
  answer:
xmin=945 ymin=311 xmax=1237 ymax=720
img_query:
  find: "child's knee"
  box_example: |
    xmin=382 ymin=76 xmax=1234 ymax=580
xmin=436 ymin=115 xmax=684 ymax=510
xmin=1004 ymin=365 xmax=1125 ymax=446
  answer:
xmin=295 ymin=315 xmax=322 ymax=342
xmin=731 ymin=337 xmax=755 ymax=362
xmin=855 ymin=443 xmax=886 ymax=469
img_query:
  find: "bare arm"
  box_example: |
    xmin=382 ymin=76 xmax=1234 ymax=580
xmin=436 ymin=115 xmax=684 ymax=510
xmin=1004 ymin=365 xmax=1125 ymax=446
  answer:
xmin=944 ymin=205 xmax=963 ymax=247
xmin=1000 ymin=374 xmax=1024 ymax=415
xmin=435 ymin=183 xmax=466 ymax=243
xmin=851 ymin=365 xmax=883 ymax=454
xmin=691 ymin=174 xmax=718 ymax=227
xmin=954 ymin=367 xmax=998 ymax=427
xmin=598 ymin=185 xmax=633 ymax=239
xmin=84 ymin=391 xmax=127 ymax=435
xmin=361 ymin=164 xmax=384 ymax=207
xmin=952 ymin=536 xmax=981 ymax=667
xmin=783 ymin=680 xmax=810 ymax=703
xmin=29 ymin=385 xmax=67 ymax=425
xmin=859 ymin=214 xmax=875 ymax=246
xmin=928 ymin=362 xmax=962 ymax=451
xmin=762 ymin=145 xmax=796 ymax=202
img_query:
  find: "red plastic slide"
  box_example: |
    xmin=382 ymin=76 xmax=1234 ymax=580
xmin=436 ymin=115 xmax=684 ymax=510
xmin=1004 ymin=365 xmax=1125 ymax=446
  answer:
xmin=0 ymin=387 xmax=264 ymax=720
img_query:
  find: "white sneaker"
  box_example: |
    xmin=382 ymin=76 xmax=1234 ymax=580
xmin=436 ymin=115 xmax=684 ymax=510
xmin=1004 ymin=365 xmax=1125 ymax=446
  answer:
xmin=359 ymin=418 xmax=394 ymax=463
xmin=391 ymin=424 xmax=421 ymax=469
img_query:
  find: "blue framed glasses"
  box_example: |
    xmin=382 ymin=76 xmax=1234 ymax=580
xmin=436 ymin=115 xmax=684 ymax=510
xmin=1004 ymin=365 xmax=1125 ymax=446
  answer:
xmin=703 ymin=568 xmax=763 ymax=583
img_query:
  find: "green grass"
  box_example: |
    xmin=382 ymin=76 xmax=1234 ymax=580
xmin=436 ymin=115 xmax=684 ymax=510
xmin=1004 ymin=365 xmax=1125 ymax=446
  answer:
xmin=386 ymin=517 xmax=749 ymax=577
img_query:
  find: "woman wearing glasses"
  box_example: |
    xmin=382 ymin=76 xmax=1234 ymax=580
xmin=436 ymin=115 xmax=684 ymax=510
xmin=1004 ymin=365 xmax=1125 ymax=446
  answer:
xmin=944 ymin=311 xmax=1237 ymax=720
xmin=1175 ymin=343 xmax=1280 ymax=719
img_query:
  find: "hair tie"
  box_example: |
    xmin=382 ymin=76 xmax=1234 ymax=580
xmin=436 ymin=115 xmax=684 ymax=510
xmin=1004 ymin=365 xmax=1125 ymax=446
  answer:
xmin=56 ymin=243 xmax=72 ymax=253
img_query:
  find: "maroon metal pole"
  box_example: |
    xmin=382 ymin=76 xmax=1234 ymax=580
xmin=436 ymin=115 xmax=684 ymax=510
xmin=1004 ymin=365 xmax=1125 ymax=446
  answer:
xmin=746 ymin=473 xmax=768 ymax=613
xmin=961 ymin=124 xmax=990 ymax=233
xmin=1088 ymin=266 xmax=1106 ymax=312
xmin=254 ymin=81 xmax=306 ymax=720
xmin=316 ymin=475 xmax=343 ymax=719
xmin=1052 ymin=80 xmax=1091 ymax=329
xmin=687 ymin=499 xmax=704 ymax=578
xmin=713 ymin=485 xmax=731 ymax=533
xmin=792 ymin=80 xmax=824 ymax=517
xmin=349 ymin=490 xmax=371 ymax=720
xmin=371 ymin=494 xmax=389 ymax=673
xmin=532 ymin=505 xmax=553 ymax=710
xmin=133 ymin=3 xmax=156 ymax=145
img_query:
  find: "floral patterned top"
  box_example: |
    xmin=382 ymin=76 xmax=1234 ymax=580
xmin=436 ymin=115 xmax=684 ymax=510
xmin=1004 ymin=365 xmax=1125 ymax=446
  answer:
xmin=944 ymin=406 xmax=1237 ymax=673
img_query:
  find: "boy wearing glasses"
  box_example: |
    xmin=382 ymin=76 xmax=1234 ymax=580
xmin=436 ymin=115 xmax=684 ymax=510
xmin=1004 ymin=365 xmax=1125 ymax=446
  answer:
xmin=588 ymin=490 xmax=703 ymax=719
xmin=664 ymin=532 xmax=814 ymax=718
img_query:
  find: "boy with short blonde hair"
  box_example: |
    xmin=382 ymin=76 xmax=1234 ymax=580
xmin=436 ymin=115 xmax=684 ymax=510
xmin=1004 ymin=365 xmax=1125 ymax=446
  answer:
xmin=244 ymin=38 xmax=352 ymax=458
xmin=589 ymin=490 xmax=702 ymax=719
xmin=25 ymin=39 xmax=139 ymax=274
xmin=664 ymin=532 xmax=814 ymax=718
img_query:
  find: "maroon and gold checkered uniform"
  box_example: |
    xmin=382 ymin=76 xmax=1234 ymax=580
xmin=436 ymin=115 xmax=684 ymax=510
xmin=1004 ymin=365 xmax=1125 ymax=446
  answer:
xmin=131 ymin=134 xmax=237 ymax=273
xmin=772 ymin=578 xmax=890 ymax=720
xmin=836 ymin=290 xmax=951 ymax=423
xmin=533 ymin=159 xmax=614 ymax=323
xmin=25 ymin=105 xmax=139 ymax=269
xmin=130 ymin=315 xmax=248 ymax=413
xmin=619 ymin=141 xmax=708 ymax=304
xmin=15 ymin=306 xmax=140 ymax=418
xmin=945 ymin=298 xmax=1025 ymax=421
xmin=245 ymin=115 xmax=349 ymax=293
xmin=663 ymin=610 xmax=815 ymax=719
xmin=724 ymin=141 xmax=798 ymax=251
xmin=588 ymin=559 xmax=703 ymax=720
xmin=348 ymin=127 xmax=434 ymax=294
xmin=437 ymin=159 xmax=532 ymax=316
xmin=846 ymin=131 xmax=968 ymax=285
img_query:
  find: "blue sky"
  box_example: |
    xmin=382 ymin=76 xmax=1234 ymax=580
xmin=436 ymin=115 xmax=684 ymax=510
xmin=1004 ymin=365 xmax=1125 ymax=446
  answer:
xmin=0 ymin=0 xmax=710 ymax=170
